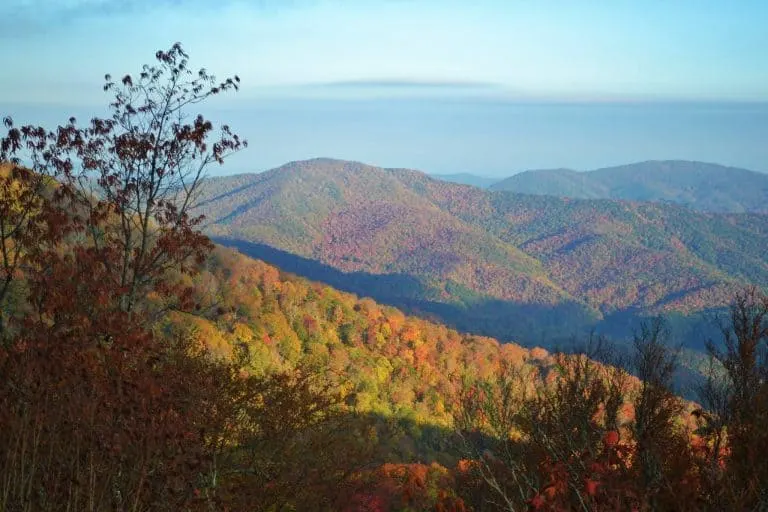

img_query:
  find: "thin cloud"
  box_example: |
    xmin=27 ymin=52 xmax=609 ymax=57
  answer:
xmin=1 ymin=0 xmax=123 ymax=33
xmin=0 ymin=0 xmax=302 ymax=34
xmin=314 ymin=79 xmax=502 ymax=89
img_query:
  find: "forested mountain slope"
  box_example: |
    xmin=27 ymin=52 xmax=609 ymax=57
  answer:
xmin=176 ymin=246 xmax=549 ymax=455
xmin=198 ymin=158 xmax=768 ymax=348
xmin=6 ymin=42 xmax=767 ymax=512
xmin=490 ymin=160 xmax=768 ymax=213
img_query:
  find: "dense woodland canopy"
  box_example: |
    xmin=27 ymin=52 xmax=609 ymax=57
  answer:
xmin=1 ymin=45 xmax=767 ymax=511
xmin=198 ymin=158 xmax=768 ymax=349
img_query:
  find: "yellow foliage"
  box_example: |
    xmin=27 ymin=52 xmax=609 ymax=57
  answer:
xmin=232 ymin=322 xmax=254 ymax=342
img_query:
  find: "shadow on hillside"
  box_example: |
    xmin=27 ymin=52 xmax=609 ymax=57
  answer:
xmin=331 ymin=408 xmax=514 ymax=469
xmin=212 ymin=237 xmax=431 ymax=301
xmin=352 ymin=411 xmax=465 ymax=467
xmin=212 ymin=238 xmax=724 ymax=350
xmin=599 ymin=308 xmax=723 ymax=352
xmin=213 ymin=238 xmax=723 ymax=401
xmin=212 ymin=237 xmax=598 ymax=346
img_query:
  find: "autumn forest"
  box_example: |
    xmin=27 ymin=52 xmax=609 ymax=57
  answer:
xmin=1 ymin=45 xmax=768 ymax=512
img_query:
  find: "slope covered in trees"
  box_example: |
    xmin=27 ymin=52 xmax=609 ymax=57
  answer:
xmin=4 ymin=44 xmax=768 ymax=512
xmin=490 ymin=160 xmax=768 ymax=213
xmin=181 ymin=246 xmax=545 ymax=433
xmin=180 ymin=256 xmax=768 ymax=510
xmin=198 ymin=158 xmax=768 ymax=349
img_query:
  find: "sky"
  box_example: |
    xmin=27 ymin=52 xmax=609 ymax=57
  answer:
xmin=1 ymin=1 xmax=767 ymax=174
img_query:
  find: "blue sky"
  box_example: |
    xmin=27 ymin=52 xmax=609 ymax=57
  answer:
xmin=1 ymin=1 xmax=767 ymax=175
xmin=2 ymin=0 xmax=767 ymax=104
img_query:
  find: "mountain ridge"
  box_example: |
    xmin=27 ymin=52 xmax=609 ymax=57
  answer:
xmin=490 ymin=160 xmax=768 ymax=212
xmin=196 ymin=158 xmax=768 ymax=349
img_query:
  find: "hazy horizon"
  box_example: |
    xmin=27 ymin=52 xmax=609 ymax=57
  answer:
xmin=2 ymin=1 xmax=767 ymax=176
xmin=5 ymin=97 xmax=766 ymax=177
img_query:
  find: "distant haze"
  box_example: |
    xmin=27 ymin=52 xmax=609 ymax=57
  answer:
xmin=3 ymin=1 xmax=768 ymax=176
xmin=4 ymin=98 xmax=767 ymax=177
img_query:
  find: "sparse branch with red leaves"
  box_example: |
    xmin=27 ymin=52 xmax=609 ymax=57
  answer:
xmin=56 ymin=43 xmax=245 ymax=316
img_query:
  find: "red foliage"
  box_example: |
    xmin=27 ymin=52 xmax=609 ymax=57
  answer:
xmin=0 ymin=44 xmax=252 ymax=510
xmin=603 ymin=430 xmax=620 ymax=448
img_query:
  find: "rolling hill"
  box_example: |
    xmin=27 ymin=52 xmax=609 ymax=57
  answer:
xmin=196 ymin=158 xmax=768 ymax=349
xmin=490 ymin=160 xmax=768 ymax=213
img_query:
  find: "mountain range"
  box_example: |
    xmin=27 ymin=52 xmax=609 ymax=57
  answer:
xmin=490 ymin=160 xmax=768 ymax=213
xmin=196 ymin=158 xmax=768 ymax=350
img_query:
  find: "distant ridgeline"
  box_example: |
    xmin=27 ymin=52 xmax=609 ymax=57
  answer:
xmin=489 ymin=160 xmax=768 ymax=213
xmin=197 ymin=158 xmax=768 ymax=351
